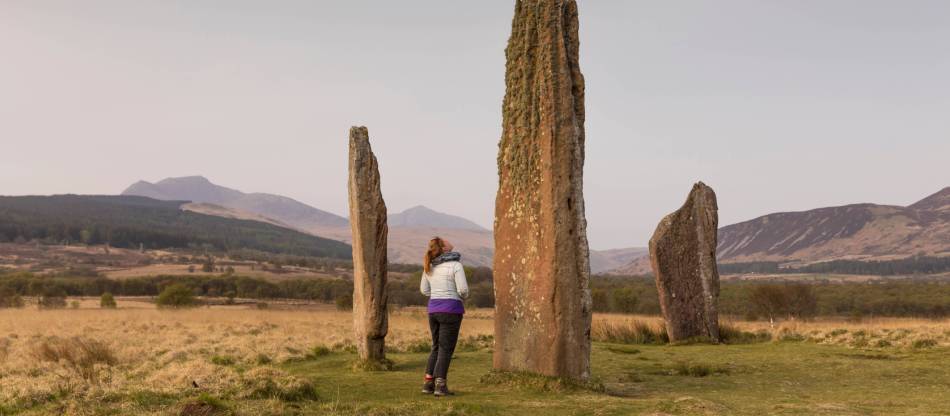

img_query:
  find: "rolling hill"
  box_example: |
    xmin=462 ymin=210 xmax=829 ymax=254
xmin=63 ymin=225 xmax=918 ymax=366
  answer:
xmin=612 ymin=186 xmax=950 ymax=275
xmin=0 ymin=195 xmax=352 ymax=259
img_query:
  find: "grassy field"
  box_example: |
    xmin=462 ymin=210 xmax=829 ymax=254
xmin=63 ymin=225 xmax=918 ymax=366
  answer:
xmin=1 ymin=302 xmax=949 ymax=415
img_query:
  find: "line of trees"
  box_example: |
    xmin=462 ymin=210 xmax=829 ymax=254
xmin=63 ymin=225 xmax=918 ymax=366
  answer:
xmin=2 ymin=269 xmax=948 ymax=319
xmin=718 ymin=256 xmax=950 ymax=276
xmin=590 ymin=276 xmax=950 ymax=318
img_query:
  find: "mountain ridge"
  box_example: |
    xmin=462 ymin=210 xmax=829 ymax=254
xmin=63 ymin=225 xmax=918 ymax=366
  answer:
xmin=612 ymin=186 xmax=950 ymax=275
xmin=122 ymin=176 xmax=500 ymax=266
xmin=123 ymin=176 xmax=349 ymax=229
xmin=388 ymin=205 xmax=488 ymax=231
xmin=123 ymin=176 xmax=647 ymax=270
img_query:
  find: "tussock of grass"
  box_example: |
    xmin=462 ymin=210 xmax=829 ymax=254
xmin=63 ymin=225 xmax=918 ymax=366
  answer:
xmin=912 ymin=338 xmax=937 ymax=349
xmin=592 ymin=320 xmax=668 ymax=345
xmin=457 ymin=334 xmax=494 ymax=352
xmin=351 ymin=358 xmax=394 ymax=372
xmin=850 ymin=337 xmax=870 ymax=348
xmin=389 ymin=338 xmax=430 ymax=354
xmin=775 ymin=329 xmax=806 ymax=342
xmin=330 ymin=341 xmax=357 ymax=354
xmin=179 ymin=393 xmax=231 ymax=416
xmin=32 ymin=336 xmax=117 ymax=381
xmin=479 ymin=370 xmax=605 ymax=393
xmin=239 ymin=367 xmax=319 ymax=402
xmin=719 ymin=324 xmax=771 ymax=344
xmin=672 ymin=362 xmax=730 ymax=377
xmin=306 ymin=345 xmax=331 ymax=359
xmin=210 ymin=355 xmax=236 ymax=366
xmin=128 ymin=390 xmax=179 ymax=407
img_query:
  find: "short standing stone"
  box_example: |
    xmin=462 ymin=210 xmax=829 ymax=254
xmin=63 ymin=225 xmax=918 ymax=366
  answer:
xmin=347 ymin=126 xmax=389 ymax=363
xmin=493 ymin=0 xmax=592 ymax=380
xmin=649 ymin=182 xmax=721 ymax=342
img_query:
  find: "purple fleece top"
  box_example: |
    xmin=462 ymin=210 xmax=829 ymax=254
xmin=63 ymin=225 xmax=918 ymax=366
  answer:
xmin=428 ymin=298 xmax=465 ymax=315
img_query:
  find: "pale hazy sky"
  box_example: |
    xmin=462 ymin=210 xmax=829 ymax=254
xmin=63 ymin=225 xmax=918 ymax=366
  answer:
xmin=2 ymin=1 xmax=948 ymax=250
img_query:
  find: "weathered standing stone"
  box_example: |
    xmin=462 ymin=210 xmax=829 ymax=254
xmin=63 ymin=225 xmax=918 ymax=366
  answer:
xmin=493 ymin=0 xmax=591 ymax=380
xmin=649 ymin=182 xmax=721 ymax=342
xmin=347 ymin=126 xmax=389 ymax=364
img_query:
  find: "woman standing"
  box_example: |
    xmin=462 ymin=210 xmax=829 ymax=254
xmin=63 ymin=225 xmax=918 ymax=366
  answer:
xmin=419 ymin=237 xmax=468 ymax=396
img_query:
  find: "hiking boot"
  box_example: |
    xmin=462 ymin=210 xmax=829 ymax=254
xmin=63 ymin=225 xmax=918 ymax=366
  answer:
xmin=433 ymin=378 xmax=454 ymax=396
xmin=422 ymin=378 xmax=435 ymax=394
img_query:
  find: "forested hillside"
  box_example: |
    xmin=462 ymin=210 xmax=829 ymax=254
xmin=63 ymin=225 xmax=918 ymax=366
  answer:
xmin=0 ymin=195 xmax=351 ymax=259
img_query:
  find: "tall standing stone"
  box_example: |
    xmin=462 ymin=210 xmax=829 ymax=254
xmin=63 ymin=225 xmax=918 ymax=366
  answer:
xmin=649 ymin=182 xmax=721 ymax=342
xmin=493 ymin=0 xmax=591 ymax=380
xmin=347 ymin=126 xmax=389 ymax=364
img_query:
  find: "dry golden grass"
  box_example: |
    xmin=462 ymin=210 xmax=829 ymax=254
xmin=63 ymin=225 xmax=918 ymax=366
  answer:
xmin=1 ymin=301 xmax=947 ymax=410
xmin=593 ymin=312 xmax=950 ymax=347
xmin=0 ymin=301 xmax=493 ymax=407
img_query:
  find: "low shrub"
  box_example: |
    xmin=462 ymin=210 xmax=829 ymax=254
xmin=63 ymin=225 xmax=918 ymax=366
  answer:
xmin=0 ymin=294 xmax=24 ymax=308
xmin=156 ymin=284 xmax=198 ymax=308
xmin=100 ymin=293 xmax=117 ymax=309
xmin=335 ymin=294 xmax=353 ymax=311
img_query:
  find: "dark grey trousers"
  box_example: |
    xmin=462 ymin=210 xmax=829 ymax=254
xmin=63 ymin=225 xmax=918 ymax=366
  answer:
xmin=426 ymin=313 xmax=463 ymax=379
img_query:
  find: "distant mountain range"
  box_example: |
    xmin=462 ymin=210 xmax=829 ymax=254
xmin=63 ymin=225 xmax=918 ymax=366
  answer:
xmin=123 ymin=176 xmax=643 ymax=271
xmin=124 ymin=176 xmax=349 ymax=230
xmin=717 ymin=187 xmax=950 ymax=263
xmin=389 ymin=205 xmax=487 ymax=231
xmin=613 ymin=187 xmax=950 ymax=275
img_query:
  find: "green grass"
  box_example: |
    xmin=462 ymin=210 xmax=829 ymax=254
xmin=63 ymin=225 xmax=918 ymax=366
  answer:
xmin=276 ymin=342 xmax=950 ymax=415
xmin=10 ymin=342 xmax=950 ymax=415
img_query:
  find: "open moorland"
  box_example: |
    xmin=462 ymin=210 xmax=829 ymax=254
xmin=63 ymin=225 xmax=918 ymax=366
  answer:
xmin=1 ymin=300 xmax=949 ymax=415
